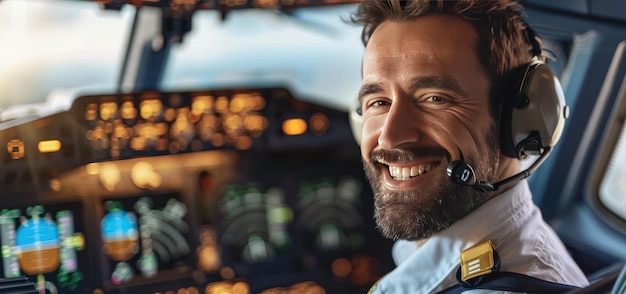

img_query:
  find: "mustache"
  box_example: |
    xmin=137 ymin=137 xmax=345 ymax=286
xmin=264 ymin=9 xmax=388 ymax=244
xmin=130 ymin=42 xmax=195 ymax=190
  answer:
xmin=370 ymin=147 xmax=450 ymax=163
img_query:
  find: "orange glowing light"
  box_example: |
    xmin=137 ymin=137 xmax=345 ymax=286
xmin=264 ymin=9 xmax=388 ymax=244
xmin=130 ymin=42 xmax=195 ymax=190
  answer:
xmin=100 ymin=102 xmax=118 ymax=121
xmin=331 ymin=258 xmax=352 ymax=278
xmin=211 ymin=133 xmax=224 ymax=147
xmin=7 ymin=139 xmax=25 ymax=159
xmin=235 ymin=136 xmax=253 ymax=150
xmin=282 ymin=118 xmax=307 ymax=136
xmin=253 ymin=0 xmax=278 ymax=8
xmin=215 ymin=96 xmax=229 ymax=113
xmin=232 ymin=282 xmax=250 ymax=294
xmin=229 ymin=95 xmax=246 ymax=113
xmin=120 ymin=101 xmax=137 ymax=120
xmin=139 ymin=99 xmax=163 ymax=120
xmin=310 ymin=113 xmax=329 ymax=135
xmin=85 ymin=103 xmax=98 ymax=121
xmin=198 ymin=246 xmax=221 ymax=272
xmin=244 ymin=115 xmax=267 ymax=132
xmin=38 ymin=140 xmax=61 ymax=153
xmin=192 ymin=96 xmax=213 ymax=116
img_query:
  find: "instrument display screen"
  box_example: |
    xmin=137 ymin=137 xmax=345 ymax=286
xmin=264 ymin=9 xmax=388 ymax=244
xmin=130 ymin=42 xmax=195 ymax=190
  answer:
xmin=0 ymin=201 xmax=89 ymax=293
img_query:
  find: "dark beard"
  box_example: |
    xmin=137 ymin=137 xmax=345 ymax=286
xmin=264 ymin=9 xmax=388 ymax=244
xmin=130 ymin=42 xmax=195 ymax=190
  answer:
xmin=364 ymin=146 xmax=497 ymax=241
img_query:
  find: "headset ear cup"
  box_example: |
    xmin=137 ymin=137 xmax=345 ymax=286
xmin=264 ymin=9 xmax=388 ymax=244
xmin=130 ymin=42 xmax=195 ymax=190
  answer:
xmin=505 ymin=61 xmax=567 ymax=158
xmin=500 ymin=64 xmax=528 ymax=159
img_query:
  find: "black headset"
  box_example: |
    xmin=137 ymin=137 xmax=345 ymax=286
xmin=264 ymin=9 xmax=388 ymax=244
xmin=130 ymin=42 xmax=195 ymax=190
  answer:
xmin=498 ymin=24 xmax=568 ymax=160
xmin=349 ymin=17 xmax=568 ymax=161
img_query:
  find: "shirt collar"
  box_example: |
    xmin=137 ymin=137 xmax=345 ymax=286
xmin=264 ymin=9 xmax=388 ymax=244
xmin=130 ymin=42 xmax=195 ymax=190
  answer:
xmin=374 ymin=180 xmax=534 ymax=293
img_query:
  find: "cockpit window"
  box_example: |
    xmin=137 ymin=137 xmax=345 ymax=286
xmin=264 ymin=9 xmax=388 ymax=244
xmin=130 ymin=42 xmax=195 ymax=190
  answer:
xmin=589 ymin=41 xmax=626 ymax=228
xmin=160 ymin=4 xmax=363 ymax=112
xmin=0 ymin=0 xmax=132 ymax=112
xmin=599 ymin=123 xmax=626 ymax=220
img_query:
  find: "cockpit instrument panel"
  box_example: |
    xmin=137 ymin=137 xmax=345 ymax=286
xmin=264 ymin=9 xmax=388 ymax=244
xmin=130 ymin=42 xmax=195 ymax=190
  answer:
xmin=0 ymin=88 xmax=394 ymax=293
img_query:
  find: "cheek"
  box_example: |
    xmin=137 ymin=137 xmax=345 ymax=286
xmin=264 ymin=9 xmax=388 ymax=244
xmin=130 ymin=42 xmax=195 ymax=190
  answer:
xmin=360 ymin=116 xmax=384 ymax=160
xmin=423 ymin=109 xmax=495 ymax=159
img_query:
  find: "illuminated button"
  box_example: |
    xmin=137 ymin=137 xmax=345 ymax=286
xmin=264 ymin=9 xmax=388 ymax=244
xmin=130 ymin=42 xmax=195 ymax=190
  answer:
xmin=85 ymin=103 xmax=98 ymax=121
xmin=38 ymin=140 xmax=61 ymax=153
xmin=131 ymin=161 xmax=162 ymax=189
xmin=251 ymin=94 xmax=265 ymax=111
xmin=282 ymin=118 xmax=307 ymax=136
xmin=139 ymin=99 xmax=163 ymax=120
xmin=244 ymin=114 xmax=267 ymax=133
xmin=215 ymin=96 xmax=229 ymax=113
xmin=120 ymin=101 xmax=137 ymax=120
xmin=100 ymin=102 xmax=118 ymax=121
xmin=192 ymin=96 xmax=213 ymax=116
xmin=99 ymin=163 xmax=121 ymax=191
xmin=7 ymin=139 xmax=25 ymax=159
xmin=229 ymin=95 xmax=246 ymax=113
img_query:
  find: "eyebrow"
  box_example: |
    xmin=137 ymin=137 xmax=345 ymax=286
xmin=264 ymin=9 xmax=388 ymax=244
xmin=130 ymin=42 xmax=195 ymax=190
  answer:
xmin=358 ymin=83 xmax=384 ymax=104
xmin=410 ymin=75 xmax=469 ymax=98
xmin=357 ymin=75 xmax=469 ymax=104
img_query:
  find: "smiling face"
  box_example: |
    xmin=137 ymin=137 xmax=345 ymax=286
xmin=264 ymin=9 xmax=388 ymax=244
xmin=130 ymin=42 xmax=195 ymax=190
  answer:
xmin=360 ymin=14 xmax=500 ymax=241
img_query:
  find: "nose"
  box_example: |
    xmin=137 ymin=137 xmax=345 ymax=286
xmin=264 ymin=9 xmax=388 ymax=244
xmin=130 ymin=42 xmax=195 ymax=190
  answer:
xmin=377 ymin=100 xmax=424 ymax=149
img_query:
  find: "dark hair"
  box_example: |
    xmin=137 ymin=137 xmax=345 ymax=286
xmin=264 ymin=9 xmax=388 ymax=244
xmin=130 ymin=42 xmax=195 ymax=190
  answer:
xmin=350 ymin=0 xmax=533 ymax=119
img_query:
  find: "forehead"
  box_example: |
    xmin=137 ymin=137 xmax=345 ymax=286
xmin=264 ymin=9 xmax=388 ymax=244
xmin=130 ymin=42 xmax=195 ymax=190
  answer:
xmin=359 ymin=13 xmax=490 ymax=107
xmin=362 ymin=13 xmax=480 ymax=76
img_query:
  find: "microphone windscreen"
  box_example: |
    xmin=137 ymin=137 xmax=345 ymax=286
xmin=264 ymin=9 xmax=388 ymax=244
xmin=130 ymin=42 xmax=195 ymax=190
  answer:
xmin=447 ymin=160 xmax=476 ymax=186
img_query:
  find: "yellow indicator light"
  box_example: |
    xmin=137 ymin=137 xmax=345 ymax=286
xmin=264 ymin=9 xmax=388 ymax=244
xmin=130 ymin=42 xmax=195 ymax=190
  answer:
xmin=99 ymin=163 xmax=121 ymax=192
xmin=63 ymin=233 xmax=85 ymax=250
xmin=244 ymin=115 xmax=268 ymax=132
xmin=120 ymin=101 xmax=137 ymax=120
xmin=215 ymin=96 xmax=229 ymax=113
xmin=131 ymin=161 xmax=162 ymax=189
xmin=251 ymin=94 xmax=265 ymax=110
xmin=50 ymin=179 xmax=62 ymax=191
xmin=7 ymin=139 xmax=25 ymax=159
xmin=282 ymin=118 xmax=307 ymax=136
xmin=86 ymin=163 xmax=100 ymax=175
xmin=198 ymin=246 xmax=221 ymax=272
xmin=192 ymin=95 xmax=213 ymax=116
xmin=38 ymin=140 xmax=61 ymax=153
xmin=139 ymin=99 xmax=163 ymax=120
xmin=100 ymin=102 xmax=118 ymax=121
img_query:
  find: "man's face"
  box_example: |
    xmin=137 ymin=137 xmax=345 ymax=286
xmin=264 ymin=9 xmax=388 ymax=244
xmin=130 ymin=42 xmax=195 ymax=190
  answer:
xmin=359 ymin=14 xmax=500 ymax=241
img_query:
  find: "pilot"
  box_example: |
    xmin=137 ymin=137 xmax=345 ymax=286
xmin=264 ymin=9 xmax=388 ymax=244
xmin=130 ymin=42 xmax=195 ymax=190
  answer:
xmin=349 ymin=0 xmax=590 ymax=293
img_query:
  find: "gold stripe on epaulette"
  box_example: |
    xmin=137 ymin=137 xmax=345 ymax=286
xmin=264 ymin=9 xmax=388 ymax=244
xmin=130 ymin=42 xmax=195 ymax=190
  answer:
xmin=460 ymin=240 xmax=497 ymax=281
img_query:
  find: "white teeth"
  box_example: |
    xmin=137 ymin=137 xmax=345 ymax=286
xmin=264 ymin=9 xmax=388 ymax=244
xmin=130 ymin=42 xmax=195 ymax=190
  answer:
xmin=389 ymin=163 xmax=435 ymax=181
xmin=410 ymin=166 xmax=418 ymax=177
xmin=402 ymin=167 xmax=409 ymax=178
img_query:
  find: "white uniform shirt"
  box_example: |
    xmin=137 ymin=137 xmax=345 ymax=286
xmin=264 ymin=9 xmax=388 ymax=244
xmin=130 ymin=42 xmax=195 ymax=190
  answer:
xmin=369 ymin=180 xmax=589 ymax=294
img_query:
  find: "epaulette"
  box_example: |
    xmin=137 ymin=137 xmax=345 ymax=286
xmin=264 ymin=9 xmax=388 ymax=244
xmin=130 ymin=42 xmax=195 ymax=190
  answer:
xmin=459 ymin=240 xmax=501 ymax=282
